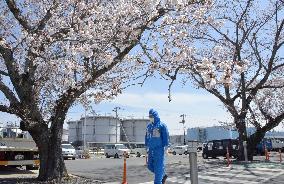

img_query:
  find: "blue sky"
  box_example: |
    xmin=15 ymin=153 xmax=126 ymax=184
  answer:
xmin=66 ymin=74 xmax=284 ymax=135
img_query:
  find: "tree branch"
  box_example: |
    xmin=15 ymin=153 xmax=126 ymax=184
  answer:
xmin=209 ymin=23 xmax=235 ymax=45
xmin=51 ymin=6 xmax=169 ymax=123
xmin=35 ymin=0 xmax=59 ymax=32
xmin=0 ymin=104 xmax=15 ymax=114
xmin=246 ymin=35 xmax=265 ymax=88
xmin=0 ymin=38 xmax=24 ymax=100
xmin=248 ymin=105 xmax=261 ymax=129
xmin=5 ymin=0 xmax=32 ymax=31
xmin=0 ymin=70 xmax=9 ymax=76
xmin=165 ymin=66 xmax=183 ymax=102
xmin=0 ymin=79 xmax=19 ymax=104
xmin=273 ymin=62 xmax=284 ymax=71
xmin=246 ymin=17 xmax=284 ymax=107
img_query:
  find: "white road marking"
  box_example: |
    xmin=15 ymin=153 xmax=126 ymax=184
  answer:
xmin=198 ymin=175 xmax=259 ymax=184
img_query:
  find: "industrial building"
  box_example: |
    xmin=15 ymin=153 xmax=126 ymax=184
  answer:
xmin=67 ymin=116 xmax=149 ymax=148
xmin=120 ymin=118 xmax=149 ymax=142
xmin=187 ymin=126 xmax=237 ymax=142
xmin=169 ymin=135 xmax=186 ymax=146
xmin=187 ymin=126 xmax=284 ymax=142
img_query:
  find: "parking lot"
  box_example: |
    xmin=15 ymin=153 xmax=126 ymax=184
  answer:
xmin=1 ymin=151 xmax=284 ymax=183
xmin=65 ymin=151 xmax=284 ymax=183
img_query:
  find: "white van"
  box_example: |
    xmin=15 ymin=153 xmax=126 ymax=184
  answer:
xmin=172 ymin=145 xmax=188 ymax=155
xmin=104 ymin=144 xmax=130 ymax=158
xmin=271 ymin=139 xmax=284 ymax=151
xmin=131 ymin=143 xmax=147 ymax=157
xmin=62 ymin=144 xmax=76 ymax=160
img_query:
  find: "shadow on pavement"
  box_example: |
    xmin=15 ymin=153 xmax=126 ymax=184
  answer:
xmin=0 ymin=166 xmax=36 ymax=175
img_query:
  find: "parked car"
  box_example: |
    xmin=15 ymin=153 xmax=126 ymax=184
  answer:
xmin=269 ymin=138 xmax=284 ymax=151
xmin=172 ymin=145 xmax=188 ymax=155
xmin=255 ymin=139 xmax=273 ymax=155
xmin=131 ymin=143 xmax=147 ymax=157
xmin=104 ymin=144 xmax=130 ymax=158
xmin=62 ymin=144 xmax=76 ymax=160
xmin=202 ymin=139 xmax=238 ymax=159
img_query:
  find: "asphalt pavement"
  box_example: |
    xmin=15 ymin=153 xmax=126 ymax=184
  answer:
xmin=65 ymin=152 xmax=284 ymax=184
xmin=65 ymin=154 xmax=191 ymax=183
xmin=1 ymin=152 xmax=284 ymax=183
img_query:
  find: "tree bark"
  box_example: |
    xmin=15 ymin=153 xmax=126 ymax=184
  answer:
xmin=235 ymin=117 xmax=267 ymax=161
xmin=235 ymin=117 xmax=249 ymax=161
xmin=247 ymin=129 xmax=266 ymax=157
xmin=28 ymin=121 xmax=67 ymax=181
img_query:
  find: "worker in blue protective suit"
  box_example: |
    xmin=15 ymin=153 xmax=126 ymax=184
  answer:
xmin=145 ymin=109 xmax=169 ymax=184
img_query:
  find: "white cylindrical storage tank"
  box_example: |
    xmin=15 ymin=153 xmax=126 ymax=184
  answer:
xmin=92 ymin=116 xmax=120 ymax=143
xmin=67 ymin=120 xmax=82 ymax=143
xmin=121 ymin=119 xmax=149 ymax=143
xmin=121 ymin=120 xmax=135 ymax=142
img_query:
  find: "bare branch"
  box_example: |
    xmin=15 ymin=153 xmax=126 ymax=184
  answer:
xmin=273 ymin=62 xmax=284 ymax=71
xmin=209 ymin=23 xmax=235 ymax=45
xmin=166 ymin=66 xmax=183 ymax=102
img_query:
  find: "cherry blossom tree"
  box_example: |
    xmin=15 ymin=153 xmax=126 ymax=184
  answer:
xmin=140 ymin=0 xmax=284 ymax=160
xmin=0 ymin=0 xmax=212 ymax=181
xmin=248 ymin=83 xmax=284 ymax=147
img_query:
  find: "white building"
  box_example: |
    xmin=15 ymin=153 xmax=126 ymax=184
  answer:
xmin=62 ymin=129 xmax=69 ymax=142
xmin=67 ymin=116 xmax=149 ymax=147
xmin=169 ymin=135 xmax=186 ymax=146
xmin=120 ymin=119 xmax=148 ymax=143
xmin=187 ymin=126 xmax=237 ymax=142
xmin=187 ymin=126 xmax=284 ymax=142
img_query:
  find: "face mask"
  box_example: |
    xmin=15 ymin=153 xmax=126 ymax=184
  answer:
xmin=149 ymin=117 xmax=154 ymax=123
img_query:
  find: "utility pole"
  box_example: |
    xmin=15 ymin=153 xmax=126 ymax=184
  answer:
xmin=180 ymin=114 xmax=186 ymax=145
xmin=113 ymin=107 xmax=121 ymax=143
xmin=84 ymin=105 xmax=87 ymax=150
xmin=83 ymin=91 xmax=87 ymax=150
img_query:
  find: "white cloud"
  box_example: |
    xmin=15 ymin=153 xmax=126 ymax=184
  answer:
xmin=108 ymin=92 xmax=218 ymax=111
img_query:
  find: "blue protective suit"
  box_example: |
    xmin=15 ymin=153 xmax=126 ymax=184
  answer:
xmin=145 ymin=109 xmax=169 ymax=184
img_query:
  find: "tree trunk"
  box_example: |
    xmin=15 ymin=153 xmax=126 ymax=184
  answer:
xmin=247 ymin=129 xmax=266 ymax=158
xmin=235 ymin=117 xmax=267 ymax=161
xmin=235 ymin=117 xmax=249 ymax=161
xmin=246 ymin=143 xmax=254 ymax=161
xmin=29 ymin=122 xmax=67 ymax=181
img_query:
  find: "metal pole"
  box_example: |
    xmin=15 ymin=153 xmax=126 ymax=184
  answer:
xmin=188 ymin=141 xmax=198 ymax=184
xmin=84 ymin=102 xmax=87 ymax=150
xmin=183 ymin=128 xmax=186 ymax=146
xmin=243 ymin=141 xmax=248 ymax=162
xmin=180 ymin=114 xmax=186 ymax=145
xmin=115 ymin=107 xmax=118 ymax=143
xmin=113 ymin=107 xmax=120 ymax=143
xmin=189 ymin=153 xmax=198 ymax=184
xmin=83 ymin=91 xmax=87 ymax=150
